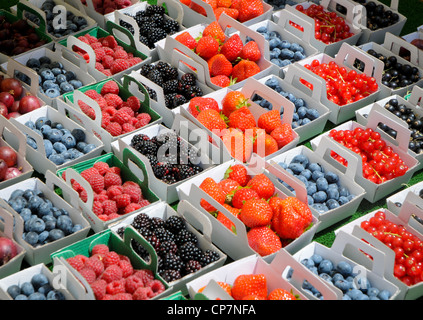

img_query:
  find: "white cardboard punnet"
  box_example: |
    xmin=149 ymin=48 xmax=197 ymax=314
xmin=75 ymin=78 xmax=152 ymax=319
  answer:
xmin=386 ymin=183 xmax=423 ymax=216
xmin=402 ymin=26 xmax=423 ymax=69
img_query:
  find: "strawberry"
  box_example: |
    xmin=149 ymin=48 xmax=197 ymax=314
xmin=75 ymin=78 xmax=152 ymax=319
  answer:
xmin=188 ymin=96 xmax=220 ymax=118
xmin=196 ymin=109 xmax=228 ymax=132
xmin=217 ymin=0 xmax=231 ymax=8
xmin=175 ymin=32 xmax=197 ymax=50
xmin=208 ymin=54 xmax=233 ymax=77
xmin=231 ymin=59 xmax=260 ymax=82
xmin=239 ymin=198 xmax=273 ymax=228
xmin=216 ymin=203 xmax=240 ymax=234
xmin=199 ymin=177 xmax=226 ymax=212
xmin=196 ymin=35 xmax=220 ymax=60
xmin=268 ymin=196 xmax=284 ymax=216
xmin=202 ymin=21 xmax=226 ymax=44
xmin=198 ymin=281 xmax=232 ymax=296
xmin=190 ymin=0 xmax=217 ymax=15
xmin=231 ymin=274 xmax=267 ymax=300
xmin=211 ymin=75 xmax=233 ymax=87
xmin=180 ymin=0 xmax=191 ymax=5
xmin=240 ymin=40 xmax=261 ymax=62
xmin=271 ymin=196 xmax=313 ymax=240
xmin=237 ymin=0 xmax=264 ymax=22
xmin=228 ymin=106 xmax=256 ymax=131
xmin=224 ymin=164 xmax=251 ymax=187
xmin=247 ymin=226 xmax=282 ymax=256
xmin=217 ymin=178 xmax=241 ymax=196
xmin=267 ymin=288 xmax=297 ymax=300
xmin=270 ymin=124 xmax=294 ymax=149
xmin=220 ymin=34 xmax=243 ymax=62
xmin=231 ymin=187 xmax=259 ymax=209
xmin=258 ymin=109 xmax=282 ymax=134
xmin=222 ymin=128 xmax=253 ymax=163
xmin=246 ymin=173 xmax=274 ymax=200
xmin=214 ymin=7 xmax=239 ymax=21
xmin=253 ymin=132 xmax=279 ymax=157
xmin=221 ymin=91 xmax=250 ymax=118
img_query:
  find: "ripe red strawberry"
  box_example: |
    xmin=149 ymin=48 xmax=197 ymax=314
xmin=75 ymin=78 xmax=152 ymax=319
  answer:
xmin=221 ymin=91 xmax=250 ymax=118
xmin=101 ymin=80 xmax=120 ymax=95
xmin=253 ymin=131 xmax=279 ymax=157
xmin=222 ymin=128 xmax=253 ymax=163
xmin=231 ymin=273 xmax=267 ymax=300
xmin=175 ymin=32 xmax=197 ymax=50
xmin=110 ymin=59 xmax=130 ymax=74
xmin=228 ymin=106 xmax=256 ymax=131
xmin=267 ymin=288 xmax=297 ymax=300
xmin=216 ymin=204 xmax=240 ymax=234
xmin=196 ymin=35 xmax=220 ymax=60
xmin=246 ymin=173 xmax=275 ymax=200
xmin=190 ymin=0 xmax=217 ymax=15
xmin=214 ymin=7 xmax=239 ymax=21
xmin=232 ymin=59 xmax=261 ymax=83
xmin=240 ymin=40 xmax=261 ymax=62
xmin=217 ymin=178 xmax=241 ymax=196
xmin=211 ymin=75 xmax=232 ymax=87
xmin=271 ymin=196 xmax=313 ymax=240
xmin=196 ymin=109 xmax=228 ymax=132
xmin=220 ymin=34 xmax=243 ymax=62
xmin=237 ymin=0 xmax=264 ymax=22
xmin=224 ymin=164 xmax=251 ymax=187
xmin=270 ymin=124 xmax=294 ymax=149
xmin=247 ymin=226 xmax=282 ymax=256
xmin=258 ymin=109 xmax=282 ymax=134
xmin=239 ymin=198 xmax=273 ymax=228
xmin=199 ymin=177 xmax=226 ymax=212
xmin=202 ymin=21 xmax=226 ymax=44
xmin=231 ymin=187 xmax=259 ymax=209
xmin=208 ymin=54 xmax=233 ymax=77
xmin=188 ymin=96 xmax=219 ymax=118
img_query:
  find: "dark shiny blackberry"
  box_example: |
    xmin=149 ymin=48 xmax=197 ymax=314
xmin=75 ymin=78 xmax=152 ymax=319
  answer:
xmin=173 ymin=94 xmax=187 ymax=108
xmin=132 ymin=212 xmax=151 ymax=230
xmin=179 ymin=242 xmax=203 ymax=262
xmin=180 ymin=73 xmax=197 ymax=86
xmin=184 ymin=260 xmax=202 ymax=275
xmin=175 ymin=229 xmax=198 ymax=246
xmin=160 ymin=269 xmax=182 ymax=283
xmin=146 ymin=69 xmax=164 ymax=87
xmin=157 ymin=240 xmax=178 ymax=257
xmin=164 ymin=215 xmax=185 ymax=234
xmin=140 ymin=64 xmax=155 ymax=77
xmin=151 ymin=13 xmax=165 ymax=28
xmin=163 ymin=79 xmax=179 ymax=94
xmin=151 ymin=216 xmax=165 ymax=230
xmin=165 ymin=93 xmax=177 ymax=109
xmin=147 ymin=27 xmax=167 ymax=44
xmin=131 ymin=133 xmax=150 ymax=146
xmin=146 ymin=4 xmax=166 ymax=16
xmin=152 ymin=162 xmax=172 ymax=179
xmin=162 ymin=252 xmax=184 ymax=272
xmin=200 ymin=250 xmax=220 ymax=267
xmin=184 ymin=86 xmax=203 ymax=100
xmin=154 ymin=227 xmax=175 ymax=243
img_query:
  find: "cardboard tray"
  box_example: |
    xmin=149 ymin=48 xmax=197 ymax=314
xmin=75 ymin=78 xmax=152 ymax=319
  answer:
xmin=50 ymin=228 xmax=172 ymax=300
xmin=335 ymin=192 xmax=423 ymax=300
xmin=291 ymin=42 xmax=386 ymax=125
xmin=61 ymin=75 xmax=162 ymax=153
xmin=310 ymin=108 xmax=420 ymax=203
xmin=108 ymin=200 xmax=227 ymax=296
xmin=266 ymin=144 xmax=366 ymax=233
xmin=402 ymin=25 xmax=423 ymax=69
xmin=56 ymin=151 xmax=161 ymax=233
xmin=0 ymin=173 xmax=91 ymax=266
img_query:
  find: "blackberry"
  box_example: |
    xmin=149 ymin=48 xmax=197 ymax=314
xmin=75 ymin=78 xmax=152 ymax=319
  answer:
xmin=140 ymin=64 xmax=155 ymax=77
xmin=120 ymin=20 xmax=135 ymax=34
xmin=162 ymin=252 xmax=184 ymax=272
xmin=160 ymin=269 xmax=182 ymax=283
xmin=139 ymin=21 xmax=156 ymax=37
xmin=131 ymin=133 xmax=150 ymax=146
xmin=133 ymin=139 xmax=158 ymax=156
xmin=163 ymin=79 xmax=179 ymax=94
xmin=163 ymin=19 xmax=179 ymax=34
xmin=131 ymin=239 xmax=150 ymax=261
xmin=147 ymin=87 xmax=157 ymax=101
xmin=165 ymin=93 xmax=177 ymax=109
xmin=200 ymin=250 xmax=220 ymax=267
xmin=164 ymin=215 xmax=185 ymax=234
xmin=179 ymin=242 xmax=203 ymax=262
xmin=184 ymin=86 xmax=203 ymax=100
xmin=174 ymin=164 xmax=196 ymax=181
xmin=173 ymin=94 xmax=187 ymax=108
xmin=184 ymin=260 xmax=202 ymax=275
xmin=116 ymin=226 xmax=125 ymax=238
xmin=147 ymin=27 xmax=167 ymax=44
xmin=150 ymin=216 xmax=165 ymax=230
xmin=152 ymin=162 xmax=172 ymax=179
xmin=154 ymin=227 xmax=175 ymax=243
xmin=180 ymin=73 xmax=197 ymax=86
xmin=146 ymin=5 xmax=166 ymax=16
xmin=162 ymin=174 xmax=178 ymax=185
xmin=134 ymin=10 xmax=149 ymax=19
xmin=146 ymin=69 xmax=164 ymax=87
xmin=146 ymin=154 xmax=158 ymax=168
xmin=145 ymin=233 xmax=161 ymax=250
xmin=132 ymin=212 xmax=151 ymax=230
xmin=156 ymin=62 xmax=179 ymax=81
xmin=139 ymin=35 xmax=150 ymax=48
xmin=150 ymin=13 xmax=165 ymax=28
xmin=175 ymin=229 xmax=198 ymax=246
xmin=157 ymin=240 xmax=178 ymax=257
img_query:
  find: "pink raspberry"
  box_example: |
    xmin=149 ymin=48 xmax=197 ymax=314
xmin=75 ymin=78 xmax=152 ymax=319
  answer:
xmin=104 ymin=172 xmax=122 ymax=188
xmin=90 ymin=279 xmax=107 ymax=300
xmin=133 ymin=269 xmax=154 ymax=286
xmin=85 ymin=256 xmax=105 ymax=277
xmin=110 ymin=293 xmax=133 ymax=300
xmin=132 ymin=287 xmax=154 ymax=300
xmin=101 ymin=265 xmax=123 ymax=283
xmin=124 ymin=203 xmax=142 ymax=214
xmin=93 ymin=161 xmax=111 ymax=176
xmin=66 ymin=256 xmax=85 ymax=271
xmin=125 ymin=275 xmax=144 ymax=294
xmin=105 ymin=122 xmax=122 ymax=137
xmin=79 ymin=267 xmax=97 ymax=284
xmin=92 ymin=244 xmax=110 ymax=256
xmin=148 ymin=280 xmax=166 ymax=297
xmin=106 ymin=279 xmax=126 ymax=295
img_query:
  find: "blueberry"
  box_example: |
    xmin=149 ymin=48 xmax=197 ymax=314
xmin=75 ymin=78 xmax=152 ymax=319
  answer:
xmin=332 ymin=273 xmax=344 ymax=283
xmin=325 ymin=171 xmax=339 ymax=184
xmin=291 ymin=154 xmax=309 ymax=167
xmin=300 ymin=168 xmax=312 ymax=180
xmin=307 ymin=195 xmax=314 ymax=205
xmin=49 ymin=154 xmax=66 ymax=165
xmin=306 ymin=109 xmax=320 ymax=120
xmin=346 ymin=288 xmax=362 ymax=300
xmin=40 ymin=124 xmax=53 ymax=138
xmin=270 ymin=48 xmax=281 ymax=60
xmin=270 ymin=58 xmax=283 ymax=67
xmin=40 ymin=69 xmax=55 ymax=81
xmin=56 ymin=74 xmax=67 ymax=84
xmin=7 ymin=285 xmax=21 ymax=299
xmin=38 ymin=230 xmax=49 ymax=243
xmin=288 ymin=162 xmax=304 ymax=175
xmin=301 ymin=258 xmax=315 ymax=269
xmin=311 ymin=254 xmax=323 ymax=265
xmin=280 ymin=48 xmax=295 ymax=60
xmin=25 ymin=121 xmax=36 ymax=129
xmin=256 ymin=26 xmax=267 ymax=33
xmin=72 ymin=224 xmax=83 ymax=233
xmin=269 ymin=38 xmax=281 ymax=50
xmin=35 ymin=117 xmax=51 ymax=130
xmin=297 ymin=106 xmax=307 ymax=119
xmin=338 ymin=196 xmax=350 ymax=205
xmin=52 ymin=122 xmax=64 ymax=130
xmin=10 ymin=189 xmax=25 ymax=200
xmin=28 ymin=195 xmax=44 ymax=212
xmin=327 ymin=188 xmax=340 ymax=201
xmin=61 ymin=133 xmax=76 ymax=149
xmin=65 ymin=70 xmax=77 ymax=81
xmin=20 ymin=208 xmax=32 ymax=222
xmin=280 ymin=59 xmax=292 ymax=67
xmin=53 ymin=142 xmax=67 ymax=154
xmin=83 ymin=143 xmax=97 ymax=154
xmin=71 ymin=128 xmax=86 ymax=142
xmin=312 ymin=170 xmax=325 ymax=181
xmin=265 ymin=77 xmax=279 ymax=89
xmin=336 ymin=261 xmax=353 ymax=277
xmin=28 ymin=292 xmax=46 ymax=300
xmin=308 ymin=162 xmax=322 ymax=172
xmin=353 ymin=277 xmax=371 ymax=293
xmin=44 ymin=219 xmax=56 ymax=231
xmin=318 ymin=259 xmax=333 ymax=274
xmin=26 ymin=58 xmax=41 ymax=69
xmin=316 ymin=177 xmax=329 ymax=192
xmin=326 ymin=199 xmax=340 ymax=210
xmin=47 ymin=129 xmax=64 ymax=143
xmin=339 ymin=187 xmax=350 ymax=197
xmin=25 ymin=231 xmax=39 ymax=246
xmin=45 ymin=88 xmax=61 ymax=98
xmin=306 ymin=182 xmax=317 ymax=196
xmin=279 ymin=40 xmax=291 ymax=49
xmin=313 ymin=191 xmax=327 ymax=203
xmin=21 ymin=282 xmax=35 ymax=296
xmin=43 ymin=139 xmax=54 ymax=158
xmin=38 ymin=284 xmax=54 ymax=295
xmin=9 ymin=197 xmax=27 ymax=213
xmin=290 ymin=43 xmax=304 ymax=53
xmin=293 ymin=51 xmax=306 ymax=61
xmin=69 ymin=79 xmax=82 ymax=89
xmin=28 ymin=217 xmax=46 ymax=233
xmin=357 ymin=293 xmax=370 ymax=300
xmin=378 ymin=290 xmax=391 ymax=300
xmin=47 ymin=290 xmax=66 ymax=300
xmin=60 ymin=82 xmax=74 ymax=93
xmin=319 ymin=273 xmax=333 ymax=284
xmin=51 ymin=67 xmax=62 ymax=76
xmin=312 ymin=203 xmax=329 ymax=213
xmin=367 ymin=287 xmax=380 ymax=297
xmin=57 ymin=215 xmax=74 ymax=235
xmin=72 ymin=16 xmax=87 ymax=27
xmin=49 ymin=229 xmax=65 ymax=241
xmin=31 ymin=273 xmax=49 ymax=290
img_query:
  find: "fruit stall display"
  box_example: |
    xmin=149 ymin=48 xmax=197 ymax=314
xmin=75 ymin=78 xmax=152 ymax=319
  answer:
xmin=0 ymin=0 xmax=422 ymax=303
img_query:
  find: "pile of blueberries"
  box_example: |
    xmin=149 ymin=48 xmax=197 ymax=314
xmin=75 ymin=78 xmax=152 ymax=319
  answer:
xmin=20 ymin=56 xmax=84 ymax=99
xmin=6 ymin=272 xmax=66 ymax=300
xmin=254 ymin=25 xmax=308 ymax=67
xmin=23 ymin=0 xmax=89 ymax=38
xmin=25 ymin=116 xmax=98 ymax=166
xmin=277 ymin=153 xmax=356 ymax=214
xmin=6 ymin=187 xmax=84 ymax=248
xmin=264 ymin=0 xmax=303 ymax=10
xmin=297 ymin=253 xmax=392 ymax=300
xmin=252 ymin=77 xmax=320 ymax=129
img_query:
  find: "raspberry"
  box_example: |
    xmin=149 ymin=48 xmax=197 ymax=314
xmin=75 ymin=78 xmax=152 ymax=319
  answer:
xmin=101 ymin=294 xmax=114 ymax=300
xmin=124 ymin=203 xmax=142 ymax=214
xmin=110 ymin=293 xmax=133 ymax=300
xmin=106 ymin=185 xmax=123 ymax=200
xmin=106 ymin=279 xmax=126 ymax=295
xmin=148 ymin=280 xmax=166 ymax=297
xmin=110 ymin=167 xmax=121 ymax=175
xmin=138 ymin=199 xmax=151 ymax=208
xmin=132 ymin=287 xmax=154 ymax=300
xmin=77 ymin=35 xmax=90 ymax=44
xmin=81 ymin=167 xmax=100 ymax=181
xmin=79 ymin=267 xmax=97 ymax=284
xmin=101 ymin=112 xmax=111 ymax=128
xmin=115 ymin=193 xmax=131 ymax=208
xmin=125 ymin=275 xmax=144 ymax=294
xmin=119 ymin=106 xmax=135 ymax=117
xmin=101 ymin=55 xmax=114 ymax=69
xmin=102 ymin=199 xmax=118 ymax=216
xmin=94 ymin=96 xmax=108 ymax=110
xmin=104 ymin=106 xmax=117 ymax=116
xmin=101 ymin=80 xmax=120 ymax=95
xmin=103 ymin=47 xmax=114 ymax=56
xmin=85 ymin=256 xmax=105 ymax=277
xmin=113 ymin=49 xmax=128 ymax=60
xmin=124 ymin=96 xmax=140 ymax=112
xmin=91 ymin=42 xmax=103 ymax=50
xmin=127 ymin=57 xmax=142 ymax=67
xmin=90 ymin=279 xmax=107 ymax=300
xmin=93 ymin=161 xmax=111 ymax=176
xmin=104 ymin=172 xmax=122 ymax=188
xmin=87 ymin=173 xmax=105 ymax=194
xmin=79 ymin=189 xmax=88 ymax=202
xmin=78 ymin=101 xmax=96 ymax=120
xmin=101 ymin=265 xmax=123 ymax=283
xmin=107 ymin=212 xmax=121 ymax=221
xmin=104 ymin=93 xmax=123 ymax=109
xmin=86 ymin=34 xmax=98 ymax=44
xmin=92 ymin=244 xmax=110 ymax=256
xmin=103 ymin=251 xmax=120 ymax=267
xmin=106 ymin=122 xmax=122 ymax=136
xmin=67 ymin=256 xmax=85 ymax=271
xmin=112 ymin=109 xmax=132 ymax=125
xmin=135 ymin=113 xmax=152 ymax=128
xmin=94 ymin=48 xmax=106 ymax=62
xmin=119 ymin=259 xmax=134 ymax=278
xmin=122 ymin=123 xmax=136 ymax=133
xmin=94 ymin=191 xmax=108 ymax=202
xmin=75 ymin=254 xmax=89 ymax=264
xmin=122 ymin=181 xmax=142 ymax=202
xmin=95 ymin=62 xmax=105 ymax=72
xmin=110 ymin=59 xmax=130 ymax=75
xmin=92 ymin=201 xmax=104 ymax=216
xmin=85 ymin=89 xmax=101 ymax=100
xmin=102 ymin=35 xmax=118 ymax=49
xmin=102 ymin=69 xmax=113 ymax=77
xmin=133 ymin=269 xmax=154 ymax=286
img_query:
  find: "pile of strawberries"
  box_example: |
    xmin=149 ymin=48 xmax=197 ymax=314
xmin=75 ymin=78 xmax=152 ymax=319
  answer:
xmin=73 ymin=34 xmax=143 ymax=77
xmin=199 ymin=164 xmax=313 ymax=257
xmin=180 ymin=0 xmax=265 ymax=24
xmin=175 ymin=21 xmax=262 ymax=87
xmin=66 ymin=244 xmax=165 ymax=300
xmin=77 ymin=80 xmax=152 ymax=137
xmin=198 ymin=273 xmax=298 ymax=300
xmin=62 ymin=161 xmax=151 ymax=222
xmin=80 ymin=0 xmax=133 ymax=15
xmin=187 ymin=90 xmax=294 ymax=161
